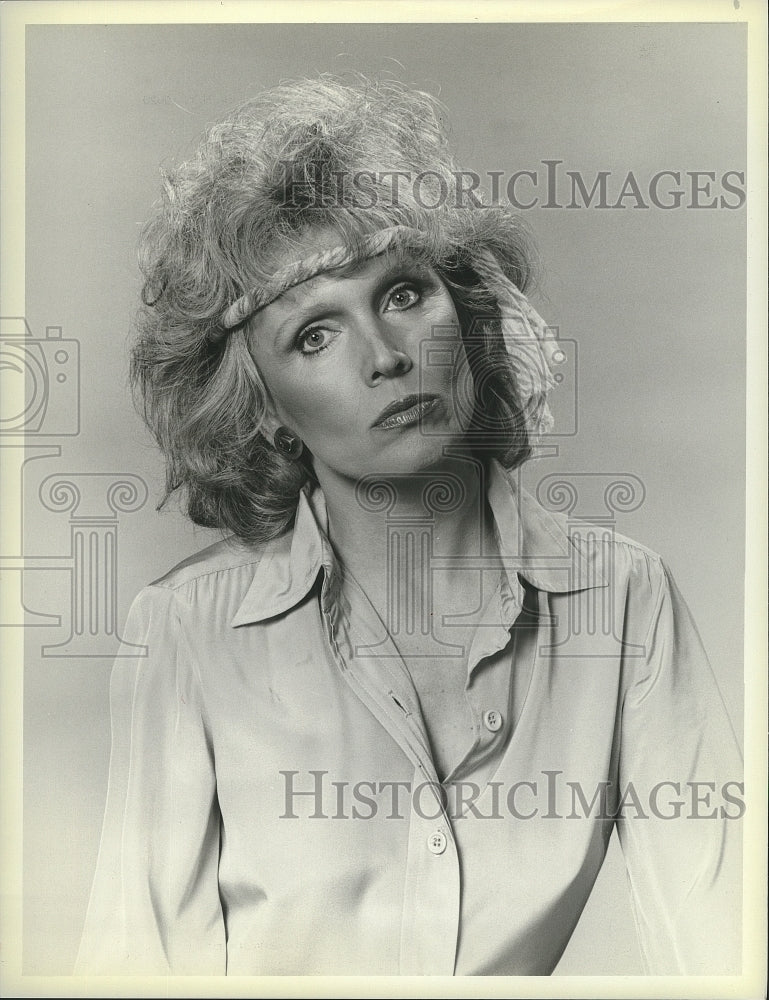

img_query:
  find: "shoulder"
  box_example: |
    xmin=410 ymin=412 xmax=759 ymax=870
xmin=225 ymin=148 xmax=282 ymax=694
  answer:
xmin=602 ymin=527 xmax=667 ymax=578
xmin=603 ymin=526 xmax=661 ymax=562
xmin=548 ymin=505 xmax=674 ymax=611
xmin=587 ymin=528 xmax=686 ymax=654
xmin=583 ymin=523 xmax=671 ymax=604
xmin=118 ymin=533 xmax=293 ymax=657
xmin=515 ymin=481 xmax=670 ymax=598
xmin=131 ymin=532 xmax=288 ymax=628
xmin=149 ymin=534 xmax=268 ymax=590
xmin=510 ymin=476 xmax=669 ymax=595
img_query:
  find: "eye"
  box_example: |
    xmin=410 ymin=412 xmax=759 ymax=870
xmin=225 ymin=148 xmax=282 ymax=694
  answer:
xmin=296 ymin=326 xmax=336 ymax=356
xmin=384 ymin=283 xmax=421 ymax=312
xmin=296 ymin=325 xmax=336 ymax=356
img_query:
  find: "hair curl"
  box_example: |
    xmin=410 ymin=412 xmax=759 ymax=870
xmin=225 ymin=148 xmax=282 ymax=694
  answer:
xmin=132 ymin=74 xmax=540 ymax=545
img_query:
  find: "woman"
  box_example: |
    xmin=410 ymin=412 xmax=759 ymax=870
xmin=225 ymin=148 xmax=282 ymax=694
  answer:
xmin=76 ymin=76 xmax=742 ymax=976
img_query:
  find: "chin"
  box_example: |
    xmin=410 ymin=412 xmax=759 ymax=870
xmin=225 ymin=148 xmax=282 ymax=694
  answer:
xmin=355 ymin=434 xmax=471 ymax=480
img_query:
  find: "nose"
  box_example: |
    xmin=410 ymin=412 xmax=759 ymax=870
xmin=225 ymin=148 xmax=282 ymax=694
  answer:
xmin=361 ymin=320 xmax=414 ymax=386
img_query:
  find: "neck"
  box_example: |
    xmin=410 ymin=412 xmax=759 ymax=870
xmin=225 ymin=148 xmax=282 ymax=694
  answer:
xmin=315 ymin=454 xmax=496 ymax=618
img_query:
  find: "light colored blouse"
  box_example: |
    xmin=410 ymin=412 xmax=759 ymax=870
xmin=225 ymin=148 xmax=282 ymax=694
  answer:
xmin=75 ymin=462 xmax=743 ymax=976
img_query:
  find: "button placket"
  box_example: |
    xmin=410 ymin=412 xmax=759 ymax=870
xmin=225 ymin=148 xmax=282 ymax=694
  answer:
xmin=399 ymin=775 xmax=460 ymax=975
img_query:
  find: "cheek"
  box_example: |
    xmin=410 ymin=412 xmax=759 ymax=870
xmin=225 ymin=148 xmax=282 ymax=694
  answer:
xmin=455 ymin=352 xmax=476 ymax=431
xmin=270 ymin=379 xmax=316 ymax=426
xmin=249 ymin=354 xmax=312 ymax=431
xmin=263 ymin=366 xmax=362 ymax=444
xmin=425 ymin=296 xmax=475 ymax=405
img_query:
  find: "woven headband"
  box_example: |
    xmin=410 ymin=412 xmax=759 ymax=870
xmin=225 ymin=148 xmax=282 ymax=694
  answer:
xmin=221 ymin=226 xmax=414 ymax=330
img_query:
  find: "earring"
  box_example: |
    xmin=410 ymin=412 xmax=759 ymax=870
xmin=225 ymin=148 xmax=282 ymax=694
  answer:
xmin=273 ymin=426 xmax=304 ymax=460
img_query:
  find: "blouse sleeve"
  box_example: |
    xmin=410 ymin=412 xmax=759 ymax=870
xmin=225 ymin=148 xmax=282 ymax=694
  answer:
xmin=616 ymin=554 xmax=743 ymax=975
xmin=74 ymin=584 xmax=226 ymax=975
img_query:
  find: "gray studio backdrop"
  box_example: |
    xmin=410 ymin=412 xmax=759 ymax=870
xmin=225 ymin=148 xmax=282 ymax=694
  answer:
xmin=21 ymin=22 xmax=746 ymax=975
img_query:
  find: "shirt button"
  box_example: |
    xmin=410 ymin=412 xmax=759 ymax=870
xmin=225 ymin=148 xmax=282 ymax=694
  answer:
xmin=427 ymin=830 xmax=447 ymax=855
xmin=483 ymin=709 xmax=503 ymax=732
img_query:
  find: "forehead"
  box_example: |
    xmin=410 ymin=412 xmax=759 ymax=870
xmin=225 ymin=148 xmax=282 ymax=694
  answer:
xmin=285 ymin=251 xmax=412 ymax=303
xmin=258 ymin=229 xmax=429 ymax=312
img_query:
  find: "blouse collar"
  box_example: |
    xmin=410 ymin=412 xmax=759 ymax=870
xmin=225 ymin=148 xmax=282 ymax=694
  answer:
xmin=231 ymin=461 xmax=607 ymax=627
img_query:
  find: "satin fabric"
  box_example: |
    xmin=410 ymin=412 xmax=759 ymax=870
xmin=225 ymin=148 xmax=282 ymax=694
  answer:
xmin=75 ymin=462 xmax=742 ymax=976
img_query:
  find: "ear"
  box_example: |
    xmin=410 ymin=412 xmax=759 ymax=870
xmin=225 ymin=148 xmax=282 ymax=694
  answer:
xmin=258 ymin=399 xmax=283 ymax=441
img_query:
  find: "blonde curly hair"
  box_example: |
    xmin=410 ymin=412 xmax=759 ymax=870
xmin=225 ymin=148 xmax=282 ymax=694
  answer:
xmin=132 ymin=75 xmax=549 ymax=544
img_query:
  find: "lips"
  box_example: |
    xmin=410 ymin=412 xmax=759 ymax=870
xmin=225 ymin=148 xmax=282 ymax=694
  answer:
xmin=371 ymin=393 xmax=439 ymax=430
